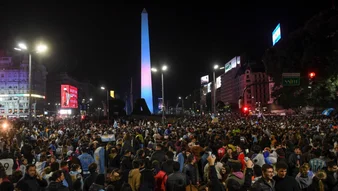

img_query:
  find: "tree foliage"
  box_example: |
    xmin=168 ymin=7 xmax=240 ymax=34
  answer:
xmin=263 ymin=9 xmax=338 ymax=109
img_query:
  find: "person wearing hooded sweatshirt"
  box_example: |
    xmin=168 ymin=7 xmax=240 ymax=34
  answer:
xmin=295 ymin=164 xmax=312 ymax=191
xmin=46 ymin=170 xmax=69 ymax=191
xmin=224 ymin=160 xmax=245 ymax=189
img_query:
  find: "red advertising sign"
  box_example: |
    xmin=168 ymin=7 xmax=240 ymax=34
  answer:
xmin=61 ymin=85 xmax=78 ymax=108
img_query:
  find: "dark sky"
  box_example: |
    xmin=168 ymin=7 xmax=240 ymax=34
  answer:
xmin=0 ymin=1 xmax=333 ymax=103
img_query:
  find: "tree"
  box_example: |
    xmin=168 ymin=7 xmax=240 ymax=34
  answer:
xmin=263 ymin=9 xmax=338 ymax=109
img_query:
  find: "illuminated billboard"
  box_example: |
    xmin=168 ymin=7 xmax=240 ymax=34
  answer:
xmin=272 ymin=23 xmax=281 ymax=46
xmin=61 ymin=85 xmax=78 ymax=108
xmin=201 ymin=75 xmax=209 ymax=85
xmin=216 ymin=76 xmax=221 ymax=89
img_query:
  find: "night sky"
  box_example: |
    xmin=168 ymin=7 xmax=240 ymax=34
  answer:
xmin=0 ymin=1 xmax=333 ymax=103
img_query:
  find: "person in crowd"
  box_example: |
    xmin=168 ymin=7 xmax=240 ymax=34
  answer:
xmin=251 ymin=164 xmax=275 ymax=191
xmin=83 ymin=163 xmax=98 ymax=191
xmin=46 ymin=170 xmax=69 ymax=191
xmin=128 ymin=160 xmax=143 ymax=191
xmin=295 ymin=164 xmax=312 ymax=190
xmin=273 ymin=162 xmax=300 ymax=191
xmin=307 ymin=170 xmax=329 ymax=191
xmin=88 ymin=174 xmax=105 ymax=191
xmin=166 ymin=161 xmax=186 ymax=191
xmin=16 ymin=164 xmax=48 ymax=191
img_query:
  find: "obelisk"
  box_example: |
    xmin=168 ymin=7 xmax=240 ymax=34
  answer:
xmin=141 ymin=8 xmax=154 ymax=113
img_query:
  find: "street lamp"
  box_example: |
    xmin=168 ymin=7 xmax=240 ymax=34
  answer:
xmin=178 ymin=96 xmax=184 ymax=113
xmin=151 ymin=65 xmax=168 ymax=124
xmin=14 ymin=42 xmax=48 ymax=128
xmin=100 ymin=86 xmax=110 ymax=125
xmin=213 ymin=65 xmax=219 ymax=114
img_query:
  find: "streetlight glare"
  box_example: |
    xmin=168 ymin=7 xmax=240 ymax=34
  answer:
xmin=214 ymin=65 xmax=219 ymax=70
xmin=101 ymin=86 xmax=105 ymax=90
xmin=18 ymin=43 xmax=27 ymax=50
xmin=178 ymin=97 xmax=182 ymax=99
xmin=151 ymin=68 xmax=158 ymax=72
xmin=162 ymin=65 xmax=167 ymax=71
xmin=14 ymin=48 xmax=22 ymax=51
xmin=89 ymin=98 xmax=93 ymax=101
xmin=36 ymin=44 xmax=47 ymax=53
xmin=220 ymin=67 xmax=225 ymax=70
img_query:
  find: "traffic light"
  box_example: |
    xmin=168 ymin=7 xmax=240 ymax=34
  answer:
xmin=308 ymin=72 xmax=316 ymax=88
xmin=309 ymin=72 xmax=316 ymax=79
xmin=243 ymin=107 xmax=248 ymax=112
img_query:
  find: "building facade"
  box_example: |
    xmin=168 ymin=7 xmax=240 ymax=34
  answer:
xmin=46 ymin=72 xmax=96 ymax=115
xmin=0 ymin=56 xmax=47 ymax=118
xmin=209 ymin=56 xmax=274 ymax=112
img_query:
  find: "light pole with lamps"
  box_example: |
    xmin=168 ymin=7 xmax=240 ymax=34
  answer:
xmin=151 ymin=65 xmax=167 ymax=124
xmin=14 ymin=43 xmax=48 ymax=127
xmin=100 ymin=86 xmax=110 ymax=125
xmin=213 ymin=65 xmax=219 ymax=114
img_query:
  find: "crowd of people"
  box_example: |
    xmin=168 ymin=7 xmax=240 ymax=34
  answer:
xmin=0 ymin=114 xmax=337 ymax=191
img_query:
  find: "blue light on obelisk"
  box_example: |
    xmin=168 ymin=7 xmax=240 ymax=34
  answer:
xmin=141 ymin=8 xmax=154 ymax=113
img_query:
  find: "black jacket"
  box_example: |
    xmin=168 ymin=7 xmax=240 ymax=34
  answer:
xmin=273 ymin=175 xmax=300 ymax=191
xmin=251 ymin=177 xmax=275 ymax=191
xmin=83 ymin=172 xmax=98 ymax=191
xmin=183 ymin=164 xmax=197 ymax=185
xmin=166 ymin=171 xmax=187 ymax=191
xmin=46 ymin=181 xmax=70 ymax=191
xmin=150 ymin=150 xmax=166 ymax=164
xmin=16 ymin=174 xmax=48 ymax=191
xmin=209 ymin=166 xmax=225 ymax=191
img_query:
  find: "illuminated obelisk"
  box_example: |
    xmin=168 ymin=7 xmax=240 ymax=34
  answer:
xmin=141 ymin=8 xmax=154 ymax=113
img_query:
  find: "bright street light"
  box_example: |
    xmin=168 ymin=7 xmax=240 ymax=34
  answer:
xmin=36 ymin=44 xmax=47 ymax=53
xmin=178 ymin=96 xmax=181 ymax=99
xmin=18 ymin=43 xmax=27 ymax=50
xmin=14 ymin=41 xmax=48 ymax=128
xmin=89 ymin=98 xmax=93 ymax=101
xmin=152 ymin=65 xmax=168 ymax=124
xmin=214 ymin=65 xmax=219 ymax=70
xmin=100 ymin=86 xmax=109 ymax=125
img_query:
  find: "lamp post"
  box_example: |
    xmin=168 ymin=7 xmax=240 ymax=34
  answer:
xmin=101 ymin=86 xmax=109 ymax=125
xmin=213 ymin=65 xmax=219 ymax=114
xmin=178 ymin=96 xmax=184 ymax=113
xmin=15 ymin=43 xmax=47 ymax=128
xmin=151 ymin=65 xmax=167 ymax=124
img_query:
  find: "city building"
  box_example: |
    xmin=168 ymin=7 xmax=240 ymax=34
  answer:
xmin=0 ymin=55 xmax=47 ymax=118
xmin=209 ymin=56 xmax=274 ymax=112
xmin=46 ymin=72 xmax=96 ymax=115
